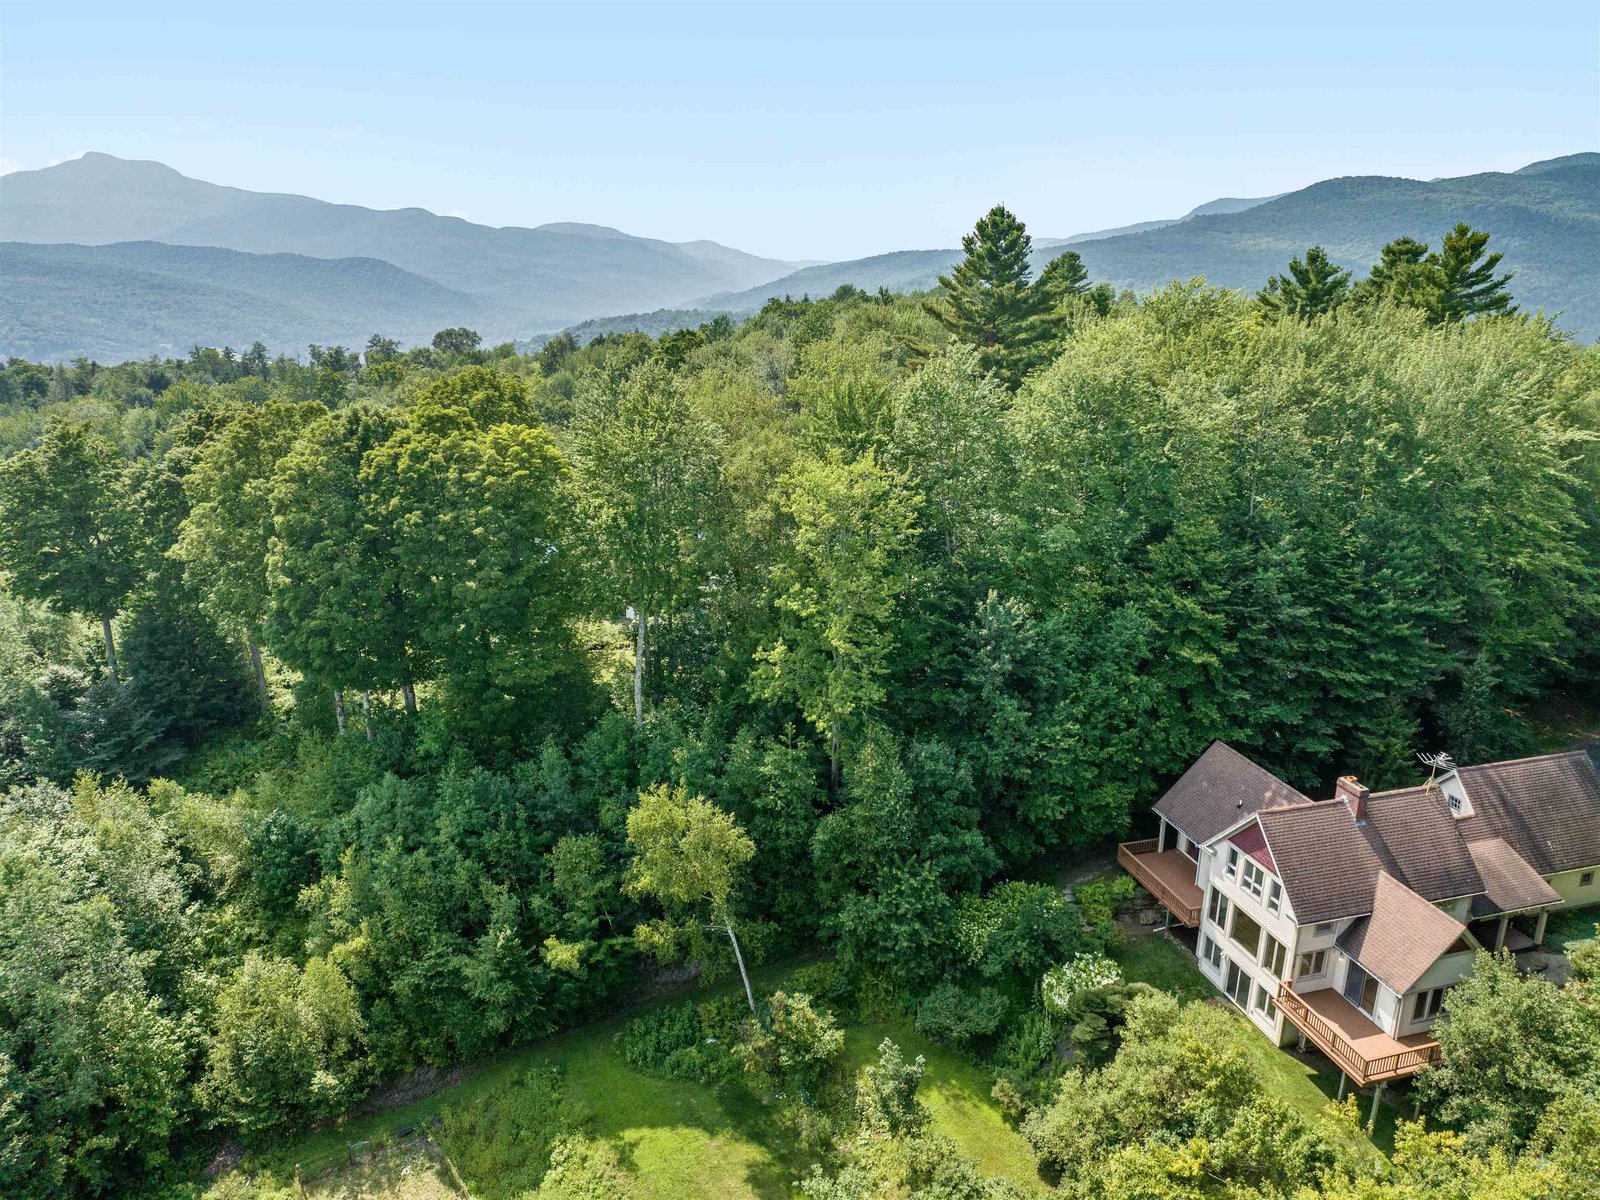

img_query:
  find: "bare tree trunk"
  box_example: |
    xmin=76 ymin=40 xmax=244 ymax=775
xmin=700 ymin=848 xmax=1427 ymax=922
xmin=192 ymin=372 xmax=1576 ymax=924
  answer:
xmin=332 ymin=689 xmax=346 ymax=734
xmin=401 ymin=665 xmax=417 ymax=715
xmin=247 ymin=636 xmax=269 ymax=708
xmin=100 ymin=615 xmax=120 ymax=684
xmin=361 ymin=691 xmax=374 ymax=741
xmin=725 ymin=919 xmax=757 ymax=1015
xmin=633 ymin=605 xmax=645 ymax=731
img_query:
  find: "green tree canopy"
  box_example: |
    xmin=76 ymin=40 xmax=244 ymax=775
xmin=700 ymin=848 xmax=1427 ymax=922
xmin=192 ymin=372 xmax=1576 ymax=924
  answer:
xmin=0 ymin=421 xmax=143 ymax=681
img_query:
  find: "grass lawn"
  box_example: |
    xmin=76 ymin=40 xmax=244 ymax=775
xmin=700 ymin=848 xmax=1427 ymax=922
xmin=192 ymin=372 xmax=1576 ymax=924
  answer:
xmin=218 ymin=965 xmax=1040 ymax=1200
xmin=1543 ymin=903 xmax=1600 ymax=955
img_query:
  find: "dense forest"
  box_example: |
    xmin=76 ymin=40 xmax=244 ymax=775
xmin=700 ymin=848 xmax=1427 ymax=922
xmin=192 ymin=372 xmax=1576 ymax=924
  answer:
xmin=2 ymin=209 xmax=1598 ymax=1199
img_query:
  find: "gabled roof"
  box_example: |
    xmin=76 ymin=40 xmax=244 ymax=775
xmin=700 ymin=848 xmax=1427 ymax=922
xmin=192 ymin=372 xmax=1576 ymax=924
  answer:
xmin=1229 ymin=823 xmax=1277 ymax=873
xmin=1359 ymin=786 xmax=1485 ymax=901
xmin=1257 ymin=801 xmax=1384 ymax=925
xmin=1465 ymin=838 xmax=1562 ymax=915
xmin=1449 ymin=749 xmax=1600 ymax=876
xmin=1337 ymin=872 xmax=1467 ymax=994
xmin=1153 ymin=741 xmax=1312 ymax=846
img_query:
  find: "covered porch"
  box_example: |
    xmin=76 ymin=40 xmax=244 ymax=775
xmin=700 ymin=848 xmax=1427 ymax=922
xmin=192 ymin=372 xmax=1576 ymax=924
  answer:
xmin=1117 ymin=839 xmax=1203 ymax=926
xmin=1276 ymin=982 xmax=1440 ymax=1087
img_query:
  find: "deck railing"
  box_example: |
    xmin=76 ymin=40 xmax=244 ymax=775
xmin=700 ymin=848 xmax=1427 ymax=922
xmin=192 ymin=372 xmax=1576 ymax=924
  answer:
xmin=1276 ymin=981 xmax=1441 ymax=1084
xmin=1116 ymin=840 xmax=1202 ymax=926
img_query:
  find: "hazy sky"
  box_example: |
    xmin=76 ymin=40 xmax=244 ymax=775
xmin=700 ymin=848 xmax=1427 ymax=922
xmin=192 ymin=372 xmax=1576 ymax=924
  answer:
xmin=3 ymin=1 xmax=1597 ymax=260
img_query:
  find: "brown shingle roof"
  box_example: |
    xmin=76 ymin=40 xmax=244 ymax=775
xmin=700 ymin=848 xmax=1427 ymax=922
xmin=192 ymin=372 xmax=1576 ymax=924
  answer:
xmin=1450 ymin=749 xmax=1600 ymax=876
xmin=1337 ymin=872 xmax=1467 ymax=994
xmin=1153 ymin=741 xmax=1311 ymax=846
xmin=1465 ymin=838 xmax=1562 ymax=914
xmin=1359 ymin=786 xmax=1485 ymax=902
xmin=1257 ymin=801 xmax=1384 ymax=925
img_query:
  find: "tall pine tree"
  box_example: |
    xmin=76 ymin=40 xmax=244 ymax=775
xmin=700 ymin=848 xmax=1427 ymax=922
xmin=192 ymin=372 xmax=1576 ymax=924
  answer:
xmin=925 ymin=205 xmax=1051 ymax=390
xmin=1425 ymin=223 xmax=1515 ymax=323
xmin=1257 ymin=246 xmax=1351 ymax=320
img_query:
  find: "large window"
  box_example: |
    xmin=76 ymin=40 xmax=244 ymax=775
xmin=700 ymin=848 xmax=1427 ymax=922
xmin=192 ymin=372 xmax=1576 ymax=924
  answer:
xmin=1261 ymin=932 xmax=1287 ymax=978
xmin=1344 ymin=961 xmax=1380 ymax=1018
xmin=1224 ymin=957 xmax=1251 ymax=1007
xmin=1207 ymin=888 xmax=1230 ymax=929
xmin=1230 ymin=909 xmax=1263 ymax=959
xmin=1253 ymin=982 xmax=1278 ymax=1021
xmin=1295 ymin=949 xmax=1327 ymax=978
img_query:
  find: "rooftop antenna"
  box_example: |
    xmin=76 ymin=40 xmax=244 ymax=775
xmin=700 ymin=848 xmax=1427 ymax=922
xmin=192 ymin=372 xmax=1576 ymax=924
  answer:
xmin=1417 ymin=751 xmax=1455 ymax=792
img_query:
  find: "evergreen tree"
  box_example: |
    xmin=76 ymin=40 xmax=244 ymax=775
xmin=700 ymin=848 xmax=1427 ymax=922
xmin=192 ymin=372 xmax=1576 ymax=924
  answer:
xmin=1352 ymin=235 xmax=1431 ymax=307
xmin=1425 ymin=223 xmax=1515 ymax=323
xmin=1256 ymin=246 xmax=1351 ymax=319
xmin=925 ymin=205 xmax=1051 ymax=389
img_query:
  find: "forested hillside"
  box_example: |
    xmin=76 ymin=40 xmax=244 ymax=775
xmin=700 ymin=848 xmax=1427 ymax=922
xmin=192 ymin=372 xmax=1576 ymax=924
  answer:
xmin=703 ymin=156 xmax=1600 ymax=338
xmin=2 ymin=209 xmax=1598 ymax=1199
xmin=0 ymin=241 xmax=491 ymax=361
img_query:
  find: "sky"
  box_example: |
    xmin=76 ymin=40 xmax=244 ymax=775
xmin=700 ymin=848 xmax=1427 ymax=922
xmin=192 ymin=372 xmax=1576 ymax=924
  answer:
xmin=3 ymin=1 xmax=1597 ymax=261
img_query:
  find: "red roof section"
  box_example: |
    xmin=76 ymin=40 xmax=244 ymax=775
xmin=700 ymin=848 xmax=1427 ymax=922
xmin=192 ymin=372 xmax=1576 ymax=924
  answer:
xmin=1230 ymin=822 xmax=1278 ymax=874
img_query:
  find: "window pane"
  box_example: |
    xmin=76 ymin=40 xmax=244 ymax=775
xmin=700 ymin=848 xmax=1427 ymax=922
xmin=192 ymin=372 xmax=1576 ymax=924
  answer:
xmin=1231 ymin=910 xmax=1263 ymax=958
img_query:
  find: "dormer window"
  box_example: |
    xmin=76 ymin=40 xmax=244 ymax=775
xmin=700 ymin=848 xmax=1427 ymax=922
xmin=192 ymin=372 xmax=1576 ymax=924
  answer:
xmin=1447 ymin=792 xmax=1463 ymax=816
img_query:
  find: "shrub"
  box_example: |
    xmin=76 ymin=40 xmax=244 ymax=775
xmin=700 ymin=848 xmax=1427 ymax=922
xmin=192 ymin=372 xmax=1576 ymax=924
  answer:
xmin=1073 ymin=875 xmax=1136 ymax=926
xmin=534 ymin=1135 xmax=635 ymax=1199
xmin=992 ymin=1007 xmax=1064 ymax=1110
xmin=1060 ymin=980 xmax=1159 ymax=1065
xmin=913 ymin=982 xmax=1010 ymax=1050
xmin=437 ymin=1068 xmax=580 ymax=1200
xmin=786 ymin=960 xmax=854 ymax=1015
xmin=618 ymin=1002 xmax=701 ymax=1076
xmin=1041 ymin=952 xmax=1121 ymax=1013
xmin=955 ymin=882 xmax=1092 ymax=984
xmin=737 ymin=990 xmax=846 ymax=1100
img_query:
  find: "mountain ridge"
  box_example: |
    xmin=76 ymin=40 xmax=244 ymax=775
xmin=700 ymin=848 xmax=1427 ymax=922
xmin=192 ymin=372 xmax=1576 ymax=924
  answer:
xmin=0 ymin=153 xmax=809 ymax=330
xmin=3 ymin=151 xmax=1596 ymax=360
xmin=696 ymin=158 xmax=1600 ymax=338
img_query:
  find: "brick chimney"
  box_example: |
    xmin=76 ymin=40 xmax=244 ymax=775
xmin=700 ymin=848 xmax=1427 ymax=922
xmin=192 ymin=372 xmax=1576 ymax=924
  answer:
xmin=1334 ymin=775 xmax=1370 ymax=820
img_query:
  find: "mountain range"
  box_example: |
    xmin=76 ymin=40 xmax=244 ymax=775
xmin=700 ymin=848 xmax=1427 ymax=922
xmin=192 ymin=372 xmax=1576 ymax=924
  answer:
xmin=2 ymin=151 xmax=1597 ymax=361
xmin=696 ymin=154 xmax=1600 ymax=330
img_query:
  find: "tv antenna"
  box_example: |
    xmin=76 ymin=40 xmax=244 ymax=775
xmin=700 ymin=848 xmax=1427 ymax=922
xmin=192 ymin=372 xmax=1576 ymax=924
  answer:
xmin=1417 ymin=751 xmax=1455 ymax=791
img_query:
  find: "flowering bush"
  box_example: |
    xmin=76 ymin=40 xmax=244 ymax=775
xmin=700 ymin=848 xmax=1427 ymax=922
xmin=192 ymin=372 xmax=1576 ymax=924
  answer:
xmin=1041 ymin=952 xmax=1121 ymax=1013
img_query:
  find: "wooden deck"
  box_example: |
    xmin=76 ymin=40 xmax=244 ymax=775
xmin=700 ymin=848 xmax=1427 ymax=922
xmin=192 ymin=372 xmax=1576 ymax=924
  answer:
xmin=1277 ymin=983 xmax=1440 ymax=1085
xmin=1117 ymin=840 xmax=1203 ymax=926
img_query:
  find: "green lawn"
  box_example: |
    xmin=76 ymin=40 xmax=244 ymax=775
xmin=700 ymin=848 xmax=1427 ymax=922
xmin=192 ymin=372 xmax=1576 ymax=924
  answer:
xmin=215 ymin=966 xmax=1040 ymax=1200
xmin=1544 ymin=904 xmax=1600 ymax=955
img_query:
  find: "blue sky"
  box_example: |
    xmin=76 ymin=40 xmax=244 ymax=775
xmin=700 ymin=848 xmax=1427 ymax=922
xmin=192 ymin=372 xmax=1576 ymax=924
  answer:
xmin=3 ymin=1 xmax=1597 ymax=260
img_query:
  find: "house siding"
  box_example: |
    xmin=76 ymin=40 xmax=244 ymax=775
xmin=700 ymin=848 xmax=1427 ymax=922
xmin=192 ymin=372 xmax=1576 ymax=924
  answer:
xmin=1547 ymin=864 xmax=1600 ymax=909
xmin=1196 ymin=838 xmax=1301 ymax=1043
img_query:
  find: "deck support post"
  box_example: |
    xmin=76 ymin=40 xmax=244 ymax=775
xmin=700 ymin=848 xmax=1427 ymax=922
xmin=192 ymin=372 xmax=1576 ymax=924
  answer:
xmin=1298 ymin=1031 xmax=1307 ymax=1052
xmin=1367 ymin=1081 xmax=1385 ymax=1133
xmin=1495 ymin=915 xmax=1509 ymax=951
xmin=1533 ymin=909 xmax=1549 ymax=947
xmin=1336 ymin=1071 xmax=1347 ymax=1101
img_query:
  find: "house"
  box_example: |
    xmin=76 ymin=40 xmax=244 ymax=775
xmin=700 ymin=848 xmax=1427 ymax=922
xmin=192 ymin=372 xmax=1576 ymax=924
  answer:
xmin=1118 ymin=741 xmax=1600 ymax=1108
